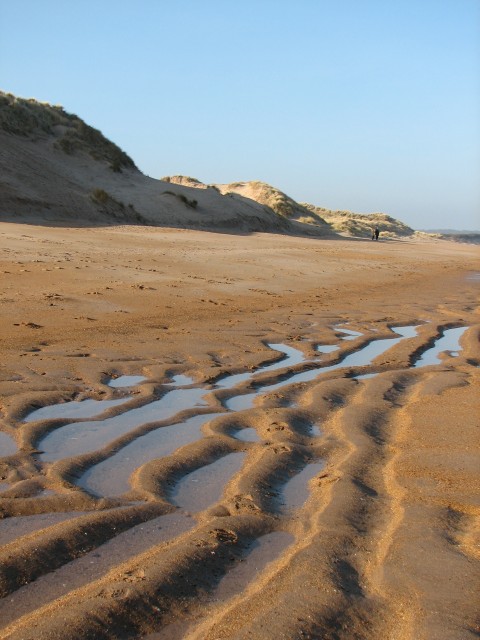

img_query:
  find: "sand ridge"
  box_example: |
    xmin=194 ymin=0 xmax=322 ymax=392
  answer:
xmin=0 ymin=223 xmax=479 ymax=639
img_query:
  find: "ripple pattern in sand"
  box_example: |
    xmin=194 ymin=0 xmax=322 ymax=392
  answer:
xmin=0 ymin=321 xmax=473 ymax=640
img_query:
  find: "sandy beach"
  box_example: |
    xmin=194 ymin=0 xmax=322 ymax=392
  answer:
xmin=0 ymin=222 xmax=479 ymax=639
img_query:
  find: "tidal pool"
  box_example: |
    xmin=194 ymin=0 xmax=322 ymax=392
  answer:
xmin=0 ymin=511 xmax=90 ymax=546
xmin=24 ymin=398 xmax=130 ymax=422
xmin=77 ymin=414 xmax=219 ymax=497
xmin=414 ymin=326 xmax=467 ymax=368
xmin=166 ymin=374 xmax=195 ymax=387
xmin=335 ymin=326 xmax=363 ymax=340
xmin=171 ymin=452 xmax=246 ymax=512
xmin=279 ymin=461 xmax=325 ymax=512
xmin=316 ymin=344 xmax=340 ymax=354
xmin=233 ymin=428 xmax=260 ymax=443
xmin=39 ymin=388 xmax=209 ymax=461
xmin=215 ymin=343 xmax=306 ymax=390
xmin=27 ymin=324 xmax=426 ymax=506
xmin=108 ymin=375 xmax=147 ymax=388
xmin=0 ymin=431 xmax=17 ymax=456
xmin=225 ymin=326 xmax=419 ymax=411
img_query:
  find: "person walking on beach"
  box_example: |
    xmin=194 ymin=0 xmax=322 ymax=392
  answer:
xmin=374 ymin=226 xmax=380 ymax=241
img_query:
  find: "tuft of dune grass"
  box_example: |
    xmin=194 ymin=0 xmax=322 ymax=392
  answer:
xmin=0 ymin=91 xmax=135 ymax=171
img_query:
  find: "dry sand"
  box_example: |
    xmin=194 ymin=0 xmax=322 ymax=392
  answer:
xmin=0 ymin=222 xmax=479 ymax=639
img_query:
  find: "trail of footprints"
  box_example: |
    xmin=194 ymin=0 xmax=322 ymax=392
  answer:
xmin=0 ymin=323 xmax=470 ymax=639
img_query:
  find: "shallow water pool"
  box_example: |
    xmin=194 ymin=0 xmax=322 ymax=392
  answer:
xmin=171 ymin=452 xmax=246 ymax=512
xmin=0 ymin=431 xmax=17 ymax=456
xmin=414 ymin=326 xmax=467 ymax=367
xmin=77 ymin=414 xmax=219 ymax=497
xmin=108 ymin=375 xmax=147 ymax=388
xmin=279 ymin=461 xmax=325 ymax=512
xmin=39 ymin=388 xmax=209 ymax=461
xmin=24 ymin=397 xmax=130 ymax=422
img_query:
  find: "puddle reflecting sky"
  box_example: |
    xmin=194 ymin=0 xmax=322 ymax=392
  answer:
xmin=78 ymin=414 xmax=219 ymax=496
xmin=108 ymin=375 xmax=146 ymax=388
xmin=215 ymin=343 xmax=306 ymax=390
xmin=0 ymin=511 xmax=90 ymax=546
xmin=171 ymin=452 xmax=245 ymax=512
xmin=24 ymin=398 xmax=130 ymax=422
xmin=279 ymin=461 xmax=325 ymax=512
xmin=233 ymin=428 xmax=260 ymax=443
xmin=0 ymin=431 xmax=17 ymax=456
xmin=226 ymin=326 xmax=420 ymax=411
xmin=414 ymin=327 xmax=467 ymax=368
xmin=27 ymin=322 xmax=469 ymax=508
xmin=316 ymin=344 xmax=340 ymax=354
xmin=335 ymin=326 xmax=363 ymax=340
xmin=39 ymin=388 xmax=209 ymax=461
xmin=166 ymin=374 xmax=194 ymax=387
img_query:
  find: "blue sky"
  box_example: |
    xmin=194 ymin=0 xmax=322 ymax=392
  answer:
xmin=1 ymin=0 xmax=479 ymax=230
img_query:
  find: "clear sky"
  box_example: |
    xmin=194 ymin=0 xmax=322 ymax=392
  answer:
xmin=1 ymin=0 xmax=479 ymax=230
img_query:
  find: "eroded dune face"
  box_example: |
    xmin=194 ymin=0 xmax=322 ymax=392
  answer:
xmin=0 ymin=224 xmax=479 ymax=640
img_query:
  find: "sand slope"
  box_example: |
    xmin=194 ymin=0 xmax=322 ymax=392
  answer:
xmin=0 ymin=131 xmax=299 ymax=233
xmin=0 ymin=223 xmax=479 ymax=639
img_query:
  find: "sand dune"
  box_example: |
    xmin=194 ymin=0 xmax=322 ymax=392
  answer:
xmin=1 ymin=93 xmax=427 ymax=241
xmin=0 ymin=222 xmax=478 ymax=639
xmin=0 ymin=93 xmax=325 ymax=235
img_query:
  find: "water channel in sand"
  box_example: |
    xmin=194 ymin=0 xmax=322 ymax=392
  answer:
xmin=78 ymin=414 xmax=220 ymax=496
xmin=142 ymin=530 xmax=295 ymax=640
xmin=19 ymin=322 xmax=468 ymax=505
xmin=414 ymin=326 xmax=468 ymax=367
xmin=0 ymin=512 xmax=194 ymax=628
xmin=171 ymin=452 xmax=246 ymax=512
xmin=37 ymin=388 xmax=209 ymax=461
xmin=108 ymin=375 xmax=147 ymax=388
xmin=24 ymin=397 xmax=130 ymax=422
xmin=233 ymin=427 xmax=260 ymax=443
xmin=0 ymin=431 xmax=17 ymax=456
xmin=166 ymin=374 xmax=195 ymax=387
xmin=335 ymin=326 xmax=363 ymax=340
xmin=279 ymin=461 xmax=325 ymax=512
xmin=316 ymin=344 xmax=340 ymax=354
xmin=0 ymin=511 xmax=90 ymax=546
xmin=225 ymin=325 xmax=419 ymax=411
xmin=214 ymin=343 xmax=306 ymax=390
xmin=213 ymin=531 xmax=294 ymax=599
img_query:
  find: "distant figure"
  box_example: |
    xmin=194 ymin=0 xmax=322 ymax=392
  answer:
xmin=374 ymin=226 xmax=380 ymax=241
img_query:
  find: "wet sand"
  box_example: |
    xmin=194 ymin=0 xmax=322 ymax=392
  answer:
xmin=0 ymin=223 xmax=479 ymax=639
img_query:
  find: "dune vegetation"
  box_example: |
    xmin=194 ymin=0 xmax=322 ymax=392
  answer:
xmin=0 ymin=91 xmax=135 ymax=172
